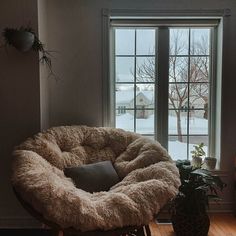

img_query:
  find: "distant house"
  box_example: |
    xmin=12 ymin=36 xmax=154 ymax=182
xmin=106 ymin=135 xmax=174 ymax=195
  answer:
xmin=116 ymin=90 xmax=154 ymax=118
xmin=169 ymin=92 xmax=208 ymax=119
xmin=116 ymin=90 xmax=207 ymax=119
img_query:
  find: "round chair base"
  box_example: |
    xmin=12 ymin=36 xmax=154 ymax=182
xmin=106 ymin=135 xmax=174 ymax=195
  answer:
xmin=14 ymin=187 xmax=151 ymax=236
xmin=62 ymin=225 xmax=151 ymax=236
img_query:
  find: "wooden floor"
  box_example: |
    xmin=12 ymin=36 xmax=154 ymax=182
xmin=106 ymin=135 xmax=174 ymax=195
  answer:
xmin=150 ymin=214 xmax=236 ymax=236
xmin=0 ymin=214 xmax=235 ymax=236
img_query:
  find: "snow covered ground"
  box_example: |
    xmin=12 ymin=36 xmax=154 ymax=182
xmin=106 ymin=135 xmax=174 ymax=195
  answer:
xmin=168 ymin=140 xmax=208 ymax=160
xmin=116 ymin=113 xmax=208 ymax=160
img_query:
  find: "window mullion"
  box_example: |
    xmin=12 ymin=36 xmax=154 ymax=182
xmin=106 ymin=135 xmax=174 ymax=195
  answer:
xmin=209 ymin=27 xmax=217 ymax=157
xmin=156 ymin=27 xmax=169 ymax=149
xmin=187 ymin=28 xmax=191 ymax=159
xmin=134 ymin=30 xmax=137 ymax=132
xmin=110 ymin=28 xmax=116 ymax=127
xmin=102 ymin=13 xmax=112 ymax=127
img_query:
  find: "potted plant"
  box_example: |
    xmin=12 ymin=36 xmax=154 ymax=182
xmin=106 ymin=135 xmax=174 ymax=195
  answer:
xmin=2 ymin=26 xmax=53 ymax=74
xmin=191 ymin=142 xmax=205 ymax=167
xmin=204 ymin=157 xmax=217 ymax=170
xmin=171 ymin=160 xmax=226 ymax=236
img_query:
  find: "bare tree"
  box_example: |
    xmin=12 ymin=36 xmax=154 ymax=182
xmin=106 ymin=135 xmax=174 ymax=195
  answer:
xmin=136 ymin=29 xmax=209 ymax=142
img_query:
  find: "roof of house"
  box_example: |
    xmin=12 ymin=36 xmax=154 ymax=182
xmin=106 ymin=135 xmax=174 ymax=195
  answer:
xmin=116 ymin=90 xmax=154 ymax=104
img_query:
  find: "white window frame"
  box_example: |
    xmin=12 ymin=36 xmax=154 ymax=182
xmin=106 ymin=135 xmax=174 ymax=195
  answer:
xmin=102 ymin=9 xmax=226 ymax=161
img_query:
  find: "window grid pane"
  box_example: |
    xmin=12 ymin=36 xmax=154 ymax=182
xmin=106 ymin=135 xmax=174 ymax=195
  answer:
xmin=114 ymin=26 xmax=212 ymax=161
xmin=115 ymin=28 xmax=156 ymax=135
xmin=168 ymin=27 xmax=211 ymax=159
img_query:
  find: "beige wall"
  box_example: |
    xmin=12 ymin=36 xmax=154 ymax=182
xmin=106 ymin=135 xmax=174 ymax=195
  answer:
xmin=38 ymin=0 xmax=50 ymax=130
xmin=44 ymin=0 xmax=236 ymax=213
xmin=0 ymin=0 xmax=236 ymax=227
xmin=46 ymin=0 xmax=106 ymax=127
xmin=0 ymin=0 xmax=41 ymax=226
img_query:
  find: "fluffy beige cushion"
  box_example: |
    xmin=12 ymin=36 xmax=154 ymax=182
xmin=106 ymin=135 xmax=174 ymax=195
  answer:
xmin=12 ymin=125 xmax=180 ymax=232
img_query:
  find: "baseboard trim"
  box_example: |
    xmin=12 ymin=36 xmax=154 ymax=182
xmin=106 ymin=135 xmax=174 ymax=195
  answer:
xmin=1 ymin=201 xmax=234 ymax=228
xmin=0 ymin=217 xmax=41 ymax=228
xmin=157 ymin=201 xmax=234 ymax=219
xmin=208 ymin=201 xmax=234 ymax=213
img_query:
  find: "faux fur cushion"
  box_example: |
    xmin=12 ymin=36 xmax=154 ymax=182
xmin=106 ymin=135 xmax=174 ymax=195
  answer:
xmin=64 ymin=161 xmax=120 ymax=193
xmin=11 ymin=125 xmax=180 ymax=232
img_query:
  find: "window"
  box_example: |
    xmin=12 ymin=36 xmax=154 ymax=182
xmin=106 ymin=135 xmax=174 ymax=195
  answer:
xmin=106 ymin=18 xmax=221 ymax=160
xmin=117 ymin=106 xmax=126 ymax=115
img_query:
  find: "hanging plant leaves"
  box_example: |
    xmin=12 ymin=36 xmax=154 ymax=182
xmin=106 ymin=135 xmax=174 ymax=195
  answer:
xmin=2 ymin=26 xmax=56 ymax=78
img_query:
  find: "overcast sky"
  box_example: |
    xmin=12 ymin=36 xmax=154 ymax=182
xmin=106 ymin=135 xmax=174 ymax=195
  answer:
xmin=115 ymin=28 xmax=210 ymax=83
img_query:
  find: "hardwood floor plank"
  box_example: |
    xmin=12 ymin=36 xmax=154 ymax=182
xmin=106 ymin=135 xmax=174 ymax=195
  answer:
xmin=0 ymin=214 xmax=235 ymax=236
xmin=150 ymin=214 xmax=236 ymax=236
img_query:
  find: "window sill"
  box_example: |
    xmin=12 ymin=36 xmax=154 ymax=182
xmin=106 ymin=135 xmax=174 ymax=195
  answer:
xmin=209 ymin=169 xmax=229 ymax=177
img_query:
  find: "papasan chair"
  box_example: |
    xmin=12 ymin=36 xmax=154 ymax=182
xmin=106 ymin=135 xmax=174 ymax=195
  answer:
xmin=11 ymin=125 xmax=180 ymax=236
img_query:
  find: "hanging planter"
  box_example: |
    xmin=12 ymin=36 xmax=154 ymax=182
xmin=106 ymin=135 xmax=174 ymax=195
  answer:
xmin=3 ymin=27 xmax=35 ymax=52
xmin=2 ymin=26 xmax=54 ymax=76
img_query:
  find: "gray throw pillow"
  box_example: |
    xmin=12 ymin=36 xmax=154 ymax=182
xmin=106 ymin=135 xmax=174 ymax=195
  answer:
xmin=64 ymin=161 xmax=120 ymax=193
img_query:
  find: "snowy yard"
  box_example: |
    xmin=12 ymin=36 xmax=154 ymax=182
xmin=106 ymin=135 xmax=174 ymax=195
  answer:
xmin=116 ymin=113 xmax=208 ymax=160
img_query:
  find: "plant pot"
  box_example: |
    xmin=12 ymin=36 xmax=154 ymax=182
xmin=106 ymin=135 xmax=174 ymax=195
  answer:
xmin=8 ymin=31 xmax=35 ymax=52
xmin=171 ymin=210 xmax=210 ymax=236
xmin=204 ymin=157 xmax=217 ymax=170
xmin=191 ymin=156 xmax=202 ymax=168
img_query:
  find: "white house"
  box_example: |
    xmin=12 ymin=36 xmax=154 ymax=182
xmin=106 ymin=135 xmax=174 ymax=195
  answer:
xmin=116 ymin=90 xmax=154 ymax=118
xmin=116 ymin=89 xmax=207 ymax=119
